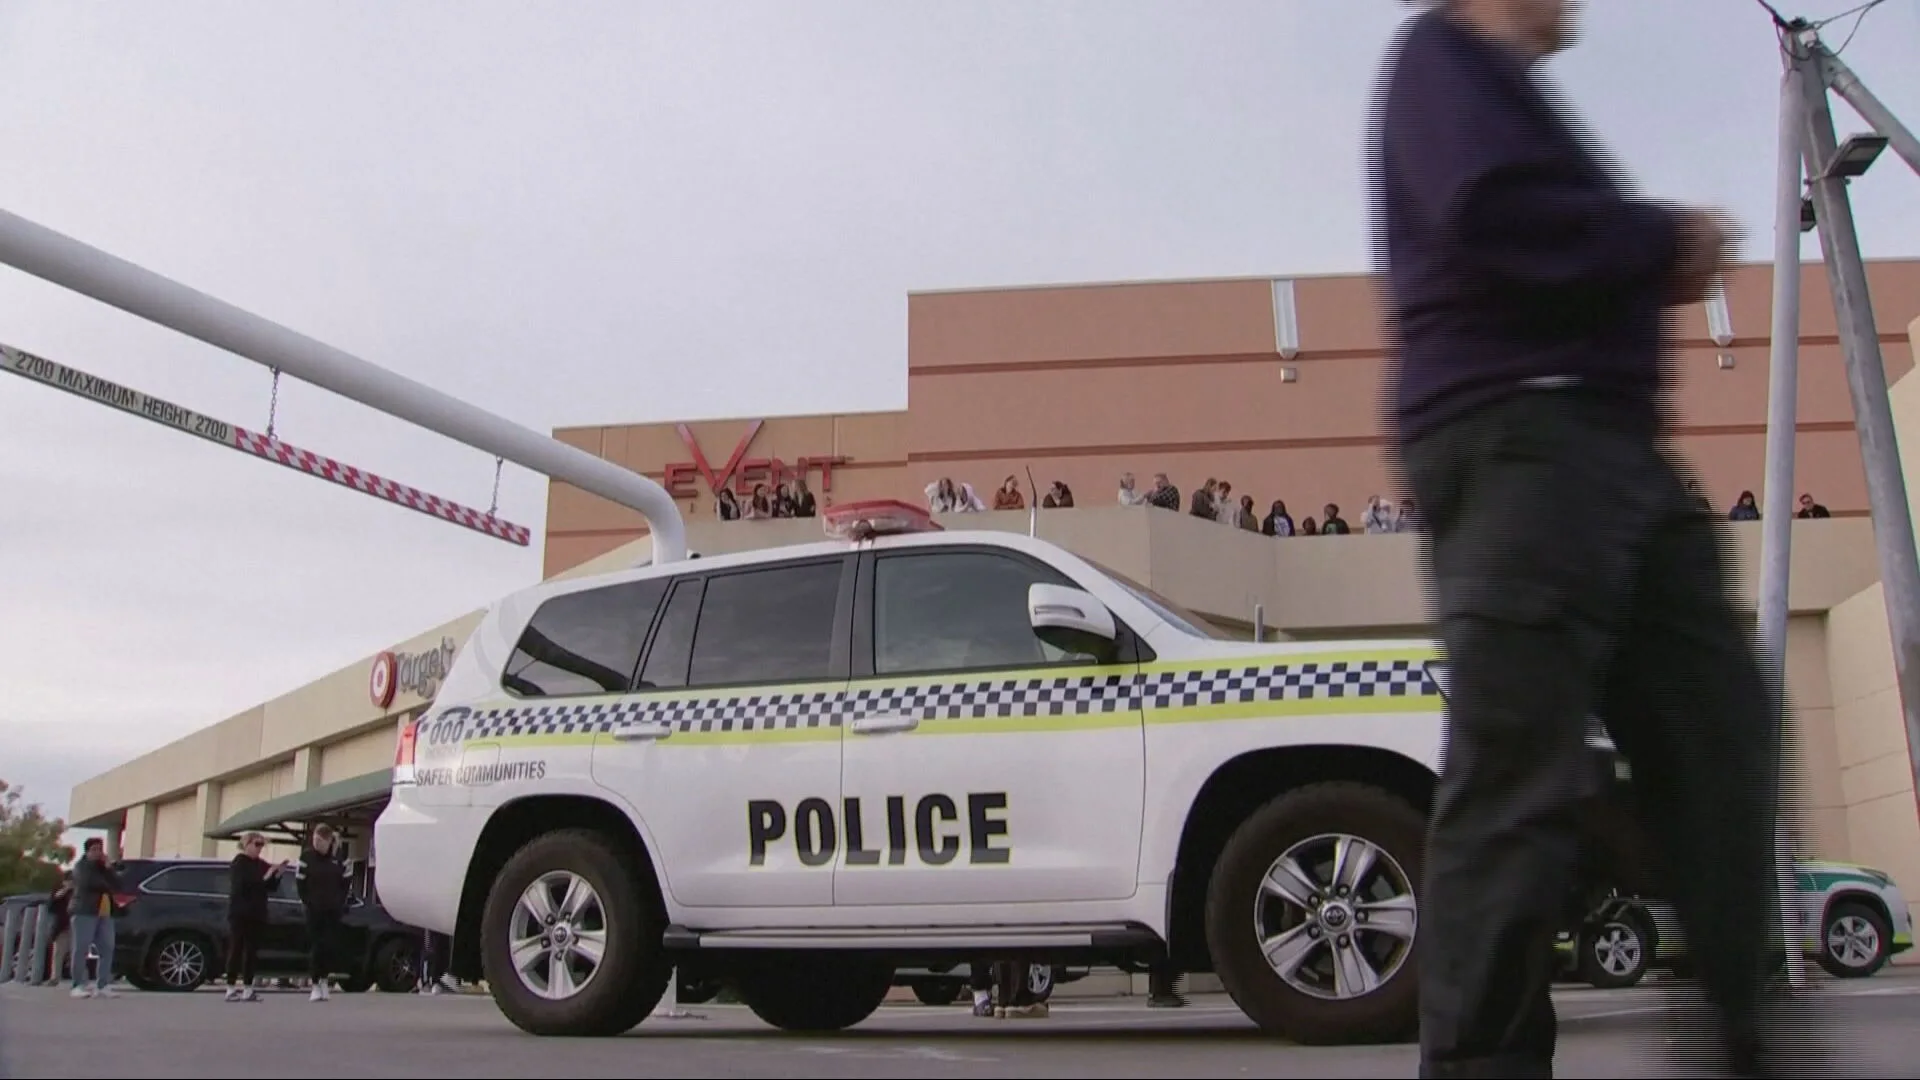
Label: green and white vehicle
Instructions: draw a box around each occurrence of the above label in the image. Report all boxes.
[1559,859,1913,988]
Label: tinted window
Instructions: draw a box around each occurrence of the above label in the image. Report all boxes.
[873,550,1094,674]
[143,866,228,896]
[637,580,702,690]
[503,578,670,698]
[688,561,844,687]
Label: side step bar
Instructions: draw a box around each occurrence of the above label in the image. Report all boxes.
[663,922,1159,953]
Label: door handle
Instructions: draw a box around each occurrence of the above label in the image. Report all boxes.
[610,721,674,742]
[849,714,919,736]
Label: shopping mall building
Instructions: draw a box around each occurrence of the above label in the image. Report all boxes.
[67,262,1920,921]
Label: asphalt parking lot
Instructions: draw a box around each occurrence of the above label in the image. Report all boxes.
[4,969,1919,1079]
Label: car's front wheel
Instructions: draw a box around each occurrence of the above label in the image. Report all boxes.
[145,933,212,993]
[481,828,670,1036]
[1817,900,1892,979]
[1205,781,1423,1045]
[1576,916,1651,989]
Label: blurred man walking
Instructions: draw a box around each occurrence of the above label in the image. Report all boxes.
[1369,1,1806,1076]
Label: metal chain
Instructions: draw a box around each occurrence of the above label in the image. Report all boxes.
[488,457,503,517]
[266,369,282,440]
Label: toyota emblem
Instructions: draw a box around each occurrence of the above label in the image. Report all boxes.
[369,651,398,709]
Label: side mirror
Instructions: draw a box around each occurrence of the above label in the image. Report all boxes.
[1028,583,1117,659]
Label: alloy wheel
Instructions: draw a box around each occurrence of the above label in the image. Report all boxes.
[508,870,610,1000]
[1826,913,1882,970]
[1252,832,1417,1001]
[156,939,205,989]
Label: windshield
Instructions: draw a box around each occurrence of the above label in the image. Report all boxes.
[1083,559,1234,641]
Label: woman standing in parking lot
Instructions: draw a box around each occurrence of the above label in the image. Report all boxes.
[224,833,289,1002]
[296,825,348,1003]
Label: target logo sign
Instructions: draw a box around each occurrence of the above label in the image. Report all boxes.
[370,651,399,710]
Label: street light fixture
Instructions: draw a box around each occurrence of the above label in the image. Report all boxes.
[1823,132,1889,179]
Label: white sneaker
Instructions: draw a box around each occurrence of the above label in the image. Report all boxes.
[309,986,324,1002]
[69,986,93,999]
[94,986,118,998]
[241,987,261,1002]
[223,987,240,1002]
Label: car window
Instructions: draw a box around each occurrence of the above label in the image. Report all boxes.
[271,874,302,902]
[142,866,228,896]
[873,550,1098,675]
[637,579,703,690]
[687,561,844,687]
[502,578,671,698]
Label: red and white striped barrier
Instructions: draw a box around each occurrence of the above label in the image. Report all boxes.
[2,343,531,546]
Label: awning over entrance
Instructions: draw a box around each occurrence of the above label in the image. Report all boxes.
[206,770,393,840]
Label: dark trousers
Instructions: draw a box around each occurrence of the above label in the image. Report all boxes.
[224,917,262,986]
[304,909,342,983]
[1403,391,1782,1078]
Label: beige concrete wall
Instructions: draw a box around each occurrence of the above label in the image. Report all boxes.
[320,724,406,786]
[1813,314,1920,932]
[70,612,483,827]
[149,796,198,860]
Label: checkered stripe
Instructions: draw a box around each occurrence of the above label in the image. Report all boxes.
[455,659,1438,739]
[461,691,846,737]
[852,673,1139,721]
[231,427,532,546]
[1141,660,1433,710]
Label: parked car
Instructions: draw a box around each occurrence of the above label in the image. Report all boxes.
[108,858,423,993]
[1556,859,1913,988]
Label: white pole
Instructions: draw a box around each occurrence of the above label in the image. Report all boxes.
[0,210,688,563]
[1761,53,1811,991]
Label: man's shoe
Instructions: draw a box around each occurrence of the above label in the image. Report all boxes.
[1148,993,1188,1009]
[68,986,92,999]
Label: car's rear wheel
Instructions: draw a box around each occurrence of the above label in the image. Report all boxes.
[1027,963,1058,1003]
[1205,782,1423,1045]
[912,978,964,1006]
[481,828,670,1036]
[737,954,894,1031]
[146,933,212,993]
[373,936,420,994]
[1817,901,1891,979]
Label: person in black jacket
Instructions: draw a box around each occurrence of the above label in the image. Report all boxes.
[67,839,122,999]
[224,833,289,1002]
[296,824,349,1002]
[1370,2,1819,1076]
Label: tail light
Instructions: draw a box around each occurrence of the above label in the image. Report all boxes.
[393,716,421,785]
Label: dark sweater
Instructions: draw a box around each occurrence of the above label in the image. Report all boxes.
[229,854,274,923]
[1370,8,1681,443]
[296,847,349,915]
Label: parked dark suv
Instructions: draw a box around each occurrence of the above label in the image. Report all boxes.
[111,858,421,993]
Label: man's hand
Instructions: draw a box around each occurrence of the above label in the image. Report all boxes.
[1669,207,1738,305]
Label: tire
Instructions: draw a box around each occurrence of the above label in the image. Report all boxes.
[1816,900,1892,979]
[337,975,373,993]
[737,954,894,1032]
[1027,964,1058,1003]
[1576,917,1651,989]
[145,933,212,993]
[912,979,964,1007]
[373,936,419,994]
[1204,782,1424,1045]
[124,973,161,993]
[676,972,723,1005]
[481,828,670,1036]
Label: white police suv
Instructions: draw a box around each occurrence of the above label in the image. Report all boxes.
[374,500,1454,1043]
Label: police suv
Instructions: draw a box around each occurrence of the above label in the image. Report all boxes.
[374,500,1458,1044]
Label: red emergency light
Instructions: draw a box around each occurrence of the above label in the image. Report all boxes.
[823,499,943,541]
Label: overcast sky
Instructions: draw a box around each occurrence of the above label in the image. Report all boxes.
[4,0,1920,827]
